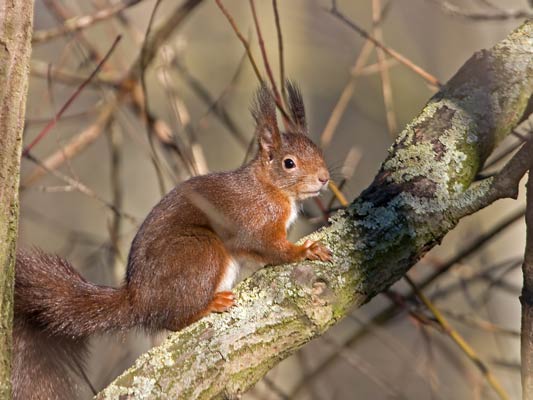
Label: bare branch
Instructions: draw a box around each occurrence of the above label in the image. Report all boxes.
[372,0,398,136]
[215,0,263,83]
[272,0,285,103]
[521,163,533,399]
[429,0,533,21]
[33,0,143,43]
[23,35,122,156]
[23,0,204,187]
[405,276,510,400]
[328,3,442,88]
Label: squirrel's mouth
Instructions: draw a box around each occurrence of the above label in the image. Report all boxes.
[299,190,322,199]
[298,183,328,199]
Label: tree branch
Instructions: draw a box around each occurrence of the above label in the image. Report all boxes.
[32,0,143,43]
[521,148,533,399]
[96,21,533,399]
[0,0,33,397]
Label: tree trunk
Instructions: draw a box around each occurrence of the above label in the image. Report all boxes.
[522,171,533,399]
[0,0,34,397]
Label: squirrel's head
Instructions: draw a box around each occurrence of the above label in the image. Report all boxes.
[251,82,329,201]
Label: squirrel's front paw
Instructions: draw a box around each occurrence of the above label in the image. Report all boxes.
[302,240,333,262]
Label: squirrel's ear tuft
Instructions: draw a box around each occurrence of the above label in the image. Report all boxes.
[251,84,281,156]
[286,80,307,135]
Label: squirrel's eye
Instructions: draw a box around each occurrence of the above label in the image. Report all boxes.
[284,158,296,169]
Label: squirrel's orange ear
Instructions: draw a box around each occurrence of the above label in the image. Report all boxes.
[286,80,307,135]
[251,84,281,157]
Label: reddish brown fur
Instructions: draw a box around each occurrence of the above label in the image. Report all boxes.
[13,83,331,399]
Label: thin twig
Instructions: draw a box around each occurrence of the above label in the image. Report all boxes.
[272,0,286,104]
[347,314,448,398]
[320,39,374,147]
[320,335,408,399]
[429,0,533,20]
[372,0,397,136]
[430,257,523,303]
[31,60,119,87]
[73,355,98,396]
[174,58,249,148]
[262,377,290,400]
[481,139,524,173]
[481,135,533,203]
[140,0,170,195]
[106,121,124,267]
[419,207,526,291]
[43,0,108,68]
[24,152,136,223]
[478,259,522,306]
[328,4,442,88]
[23,35,122,156]
[33,0,143,43]
[328,181,349,207]
[215,0,263,83]
[130,0,203,72]
[404,275,511,400]
[127,0,205,185]
[24,0,203,188]
[442,310,520,337]
[357,57,399,76]
[26,108,100,125]
[46,63,56,115]
[22,99,120,187]
[159,47,206,175]
[123,81,199,181]
[327,147,361,209]
[249,0,285,119]
[115,107,180,182]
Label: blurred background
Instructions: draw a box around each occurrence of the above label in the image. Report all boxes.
[20,0,533,398]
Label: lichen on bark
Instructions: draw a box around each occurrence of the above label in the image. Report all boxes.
[96,21,533,399]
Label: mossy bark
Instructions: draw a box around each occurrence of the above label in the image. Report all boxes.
[0,1,33,398]
[97,21,533,399]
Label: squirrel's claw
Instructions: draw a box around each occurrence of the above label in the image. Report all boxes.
[303,240,333,262]
[207,291,236,313]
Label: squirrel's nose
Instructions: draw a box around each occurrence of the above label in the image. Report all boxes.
[318,171,330,185]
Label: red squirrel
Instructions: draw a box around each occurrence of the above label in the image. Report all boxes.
[13,83,332,399]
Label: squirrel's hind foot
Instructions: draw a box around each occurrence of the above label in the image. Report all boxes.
[206,291,236,314]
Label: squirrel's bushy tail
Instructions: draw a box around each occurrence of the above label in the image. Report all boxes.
[12,318,89,400]
[13,249,133,400]
[15,249,133,338]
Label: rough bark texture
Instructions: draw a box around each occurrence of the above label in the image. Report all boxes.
[96,22,533,399]
[0,0,34,398]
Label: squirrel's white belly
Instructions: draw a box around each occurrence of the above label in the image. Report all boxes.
[216,258,240,292]
[285,201,298,230]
